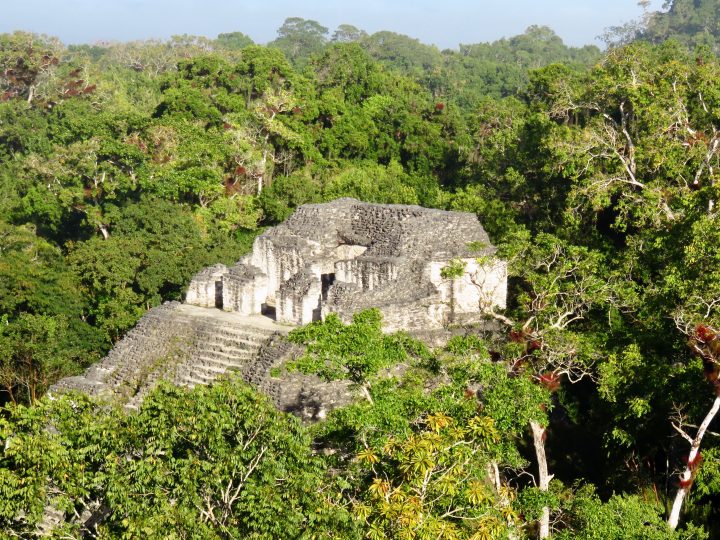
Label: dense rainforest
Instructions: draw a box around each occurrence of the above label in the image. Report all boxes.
[2,0,720,537]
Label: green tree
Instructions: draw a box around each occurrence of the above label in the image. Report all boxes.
[639,0,720,53]
[0,313,74,404]
[321,161,423,205]
[352,413,519,540]
[0,380,356,538]
[214,31,254,51]
[287,309,426,403]
[0,31,64,105]
[101,380,351,538]
[491,233,614,538]
[360,31,443,81]
[66,198,246,342]
[331,24,368,43]
[557,485,705,539]
[0,221,103,382]
[269,17,329,66]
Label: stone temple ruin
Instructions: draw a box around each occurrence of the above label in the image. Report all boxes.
[186,197,506,330]
[52,199,507,417]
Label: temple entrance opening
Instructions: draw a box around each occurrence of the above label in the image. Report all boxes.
[214,281,223,309]
[321,273,336,301]
[261,303,277,320]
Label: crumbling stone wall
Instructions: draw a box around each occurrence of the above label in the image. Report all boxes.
[184,264,227,308]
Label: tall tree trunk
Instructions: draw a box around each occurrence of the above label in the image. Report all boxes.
[256,112,275,195]
[29,381,37,405]
[531,420,552,539]
[668,395,720,529]
[488,460,519,538]
[257,147,269,195]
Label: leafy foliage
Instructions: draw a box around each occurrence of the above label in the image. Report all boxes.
[287,309,429,384]
[3,4,720,536]
[0,380,356,538]
[351,413,518,540]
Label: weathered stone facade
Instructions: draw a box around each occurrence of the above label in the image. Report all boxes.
[188,198,506,331]
[51,199,506,413]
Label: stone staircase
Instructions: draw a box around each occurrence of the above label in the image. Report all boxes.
[35,505,64,537]
[172,323,278,389]
[171,305,284,389]
[52,302,290,410]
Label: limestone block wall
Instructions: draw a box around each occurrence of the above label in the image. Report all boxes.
[335,257,399,291]
[347,204,407,256]
[277,271,322,325]
[320,281,360,321]
[185,264,228,308]
[377,300,449,333]
[333,244,367,261]
[428,257,507,316]
[320,277,439,332]
[249,236,279,304]
[466,258,508,311]
[323,257,507,332]
[222,265,269,315]
[250,236,311,305]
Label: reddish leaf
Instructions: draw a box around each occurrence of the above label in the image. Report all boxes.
[689,453,703,470]
[679,477,694,489]
[696,324,716,343]
[539,372,561,392]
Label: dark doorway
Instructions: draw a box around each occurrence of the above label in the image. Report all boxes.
[321,273,336,301]
[261,303,277,320]
[214,281,223,309]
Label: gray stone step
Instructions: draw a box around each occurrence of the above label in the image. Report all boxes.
[202,346,260,359]
[199,349,255,361]
[212,332,274,342]
[184,367,238,383]
[191,362,234,375]
[157,315,275,339]
[181,374,216,387]
[195,356,247,370]
[198,336,264,350]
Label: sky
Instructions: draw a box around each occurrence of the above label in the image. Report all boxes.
[1,0,666,49]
